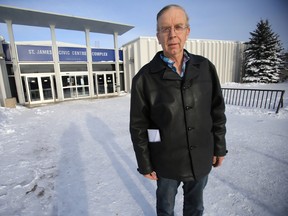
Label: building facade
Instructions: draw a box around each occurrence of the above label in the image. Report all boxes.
[0,5,134,107]
[0,41,125,106]
[1,37,247,107]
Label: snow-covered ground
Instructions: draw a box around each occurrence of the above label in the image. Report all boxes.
[0,82,288,216]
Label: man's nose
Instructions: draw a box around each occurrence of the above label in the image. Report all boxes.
[168,27,177,36]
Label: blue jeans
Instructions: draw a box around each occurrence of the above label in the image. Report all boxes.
[156,175,208,216]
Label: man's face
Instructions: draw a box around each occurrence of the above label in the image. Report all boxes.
[156,7,190,59]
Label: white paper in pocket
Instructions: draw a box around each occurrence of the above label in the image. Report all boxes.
[147,129,161,142]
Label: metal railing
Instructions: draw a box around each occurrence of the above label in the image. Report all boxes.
[221,88,285,113]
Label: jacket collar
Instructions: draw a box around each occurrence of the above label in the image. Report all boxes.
[149,50,202,82]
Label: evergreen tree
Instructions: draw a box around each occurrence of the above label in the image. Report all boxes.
[243,19,283,83]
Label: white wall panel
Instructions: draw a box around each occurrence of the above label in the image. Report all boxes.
[122,37,245,91]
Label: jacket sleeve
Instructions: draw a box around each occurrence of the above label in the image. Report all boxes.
[129,73,153,175]
[210,62,227,157]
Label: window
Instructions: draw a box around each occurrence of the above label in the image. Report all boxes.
[60,64,87,72]
[20,64,54,73]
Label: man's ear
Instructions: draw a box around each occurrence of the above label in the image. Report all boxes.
[156,33,161,44]
[186,27,190,40]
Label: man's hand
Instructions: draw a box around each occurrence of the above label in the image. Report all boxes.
[144,171,158,180]
[213,156,225,167]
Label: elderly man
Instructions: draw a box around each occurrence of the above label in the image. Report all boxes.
[130,4,227,216]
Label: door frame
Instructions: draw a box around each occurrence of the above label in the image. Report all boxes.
[94,72,116,96]
[22,74,55,104]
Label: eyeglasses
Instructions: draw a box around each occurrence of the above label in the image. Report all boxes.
[158,24,189,34]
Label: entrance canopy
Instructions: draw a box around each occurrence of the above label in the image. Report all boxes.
[0,5,134,35]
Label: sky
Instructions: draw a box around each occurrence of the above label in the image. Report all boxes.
[0,82,288,215]
[0,0,287,50]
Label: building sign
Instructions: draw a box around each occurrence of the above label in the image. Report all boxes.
[58,47,87,61]
[13,45,123,62]
[92,48,117,62]
[17,45,53,61]
[98,49,123,61]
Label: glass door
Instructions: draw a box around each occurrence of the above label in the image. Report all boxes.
[27,77,40,101]
[106,74,114,93]
[62,74,89,99]
[41,77,53,100]
[94,73,115,96]
[24,75,54,103]
[96,74,105,95]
